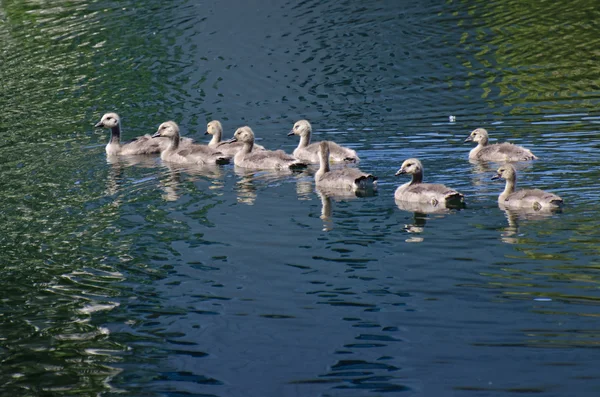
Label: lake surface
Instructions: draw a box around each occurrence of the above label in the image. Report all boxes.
[1,0,600,396]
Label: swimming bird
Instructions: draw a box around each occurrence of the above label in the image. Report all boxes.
[492,164,563,210]
[152,121,230,165]
[288,120,359,163]
[222,126,308,171]
[95,112,192,156]
[315,141,376,191]
[205,120,265,156]
[465,128,537,162]
[394,158,464,207]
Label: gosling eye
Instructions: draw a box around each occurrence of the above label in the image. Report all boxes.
[294,125,299,130]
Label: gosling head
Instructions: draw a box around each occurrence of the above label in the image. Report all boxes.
[288,119,312,137]
[491,163,516,181]
[95,112,121,129]
[205,120,223,136]
[222,126,255,145]
[395,158,423,177]
[152,121,180,139]
[464,128,489,144]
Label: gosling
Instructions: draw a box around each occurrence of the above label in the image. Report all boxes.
[492,164,563,210]
[222,126,307,171]
[152,121,229,165]
[315,141,376,191]
[394,158,464,207]
[288,120,359,163]
[95,112,192,155]
[465,128,537,162]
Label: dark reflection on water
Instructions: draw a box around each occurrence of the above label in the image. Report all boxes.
[2,0,600,396]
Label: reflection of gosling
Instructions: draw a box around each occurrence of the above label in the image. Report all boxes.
[222,126,307,171]
[288,120,359,163]
[205,120,265,156]
[317,190,334,232]
[152,121,230,165]
[95,112,193,156]
[492,164,563,211]
[394,158,464,208]
[465,128,537,162]
[315,142,376,191]
[235,175,257,206]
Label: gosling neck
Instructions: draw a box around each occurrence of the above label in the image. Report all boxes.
[477,135,489,147]
[241,140,254,154]
[167,132,180,152]
[297,131,311,149]
[109,124,121,145]
[318,149,330,174]
[409,171,423,185]
[209,129,222,146]
[503,174,516,196]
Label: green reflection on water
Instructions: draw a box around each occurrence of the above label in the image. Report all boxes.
[450,0,600,117]
[2,0,600,395]
[0,0,195,394]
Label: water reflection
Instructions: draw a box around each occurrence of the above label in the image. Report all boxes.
[155,161,225,201]
[159,164,183,202]
[105,159,124,199]
[468,159,535,173]
[233,167,310,205]
[395,199,464,243]
[469,159,536,189]
[295,178,314,200]
[317,189,333,232]
[315,187,377,232]
[499,206,563,244]
[235,171,258,205]
[3,0,600,395]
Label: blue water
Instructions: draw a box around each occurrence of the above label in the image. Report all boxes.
[1,0,600,396]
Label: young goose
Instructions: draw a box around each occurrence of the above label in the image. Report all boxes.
[205,120,265,156]
[152,121,230,165]
[394,158,464,207]
[315,141,376,191]
[288,120,360,163]
[465,128,537,162]
[492,164,563,210]
[94,112,192,156]
[222,126,308,171]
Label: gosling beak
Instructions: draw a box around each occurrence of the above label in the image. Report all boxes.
[204,131,209,135]
[152,131,162,138]
[94,121,104,128]
[287,130,295,136]
[219,137,237,145]
[395,168,406,176]
[464,135,473,142]
[491,173,501,180]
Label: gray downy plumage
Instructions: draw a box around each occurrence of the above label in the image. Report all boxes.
[465,128,537,162]
[492,163,563,211]
[315,141,376,192]
[206,120,265,156]
[152,121,230,165]
[222,126,308,171]
[288,119,360,163]
[394,158,464,207]
[95,112,193,156]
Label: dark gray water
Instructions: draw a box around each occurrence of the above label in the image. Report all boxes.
[2,0,600,396]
